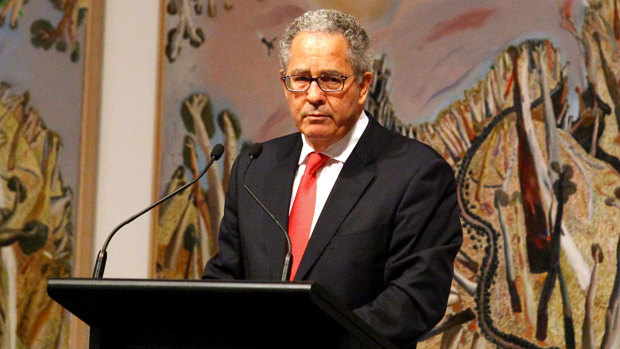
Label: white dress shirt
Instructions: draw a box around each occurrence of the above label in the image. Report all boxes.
[289,111,369,237]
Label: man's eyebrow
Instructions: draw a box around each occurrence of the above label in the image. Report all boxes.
[288,69,347,76]
[320,69,346,76]
[289,68,310,75]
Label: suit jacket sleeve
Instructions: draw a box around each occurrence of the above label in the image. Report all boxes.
[352,156,462,348]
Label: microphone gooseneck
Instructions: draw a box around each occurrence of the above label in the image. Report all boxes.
[241,143,293,282]
[92,143,225,278]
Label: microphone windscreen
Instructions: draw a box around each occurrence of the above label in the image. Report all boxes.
[211,144,225,160]
[248,143,263,159]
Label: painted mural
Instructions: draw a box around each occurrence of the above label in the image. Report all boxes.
[157,0,620,348]
[0,0,90,348]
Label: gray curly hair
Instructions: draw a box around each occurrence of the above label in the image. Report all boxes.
[279,9,373,78]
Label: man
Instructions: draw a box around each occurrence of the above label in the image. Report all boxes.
[203,9,462,348]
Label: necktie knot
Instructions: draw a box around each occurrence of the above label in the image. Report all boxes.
[304,152,330,176]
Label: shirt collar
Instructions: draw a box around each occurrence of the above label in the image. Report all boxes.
[298,110,369,165]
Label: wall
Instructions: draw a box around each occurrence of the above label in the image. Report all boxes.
[94,0,160,278]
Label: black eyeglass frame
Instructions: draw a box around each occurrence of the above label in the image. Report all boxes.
[280,73,355,92]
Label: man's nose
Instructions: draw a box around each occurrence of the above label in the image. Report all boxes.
[306,80,326,105]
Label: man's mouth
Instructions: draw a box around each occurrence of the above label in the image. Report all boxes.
[303,113,330,118]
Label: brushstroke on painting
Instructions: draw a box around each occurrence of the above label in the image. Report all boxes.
[157,1,620,348]
[0,0,89,348]
[0,83,74,348]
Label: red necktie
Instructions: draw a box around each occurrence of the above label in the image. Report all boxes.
[288,152,330,280]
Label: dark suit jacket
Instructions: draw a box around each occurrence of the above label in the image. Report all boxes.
[203,116,463,348]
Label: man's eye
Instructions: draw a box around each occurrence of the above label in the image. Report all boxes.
[292,76,311,82]
[320,75,342,83]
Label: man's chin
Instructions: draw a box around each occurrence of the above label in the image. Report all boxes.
[301,127,346,149]
[300,126,335,139]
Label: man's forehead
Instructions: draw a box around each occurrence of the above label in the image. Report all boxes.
[286,32,352,73]
[290,31,349,50]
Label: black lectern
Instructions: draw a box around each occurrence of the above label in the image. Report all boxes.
[47,278,396,349]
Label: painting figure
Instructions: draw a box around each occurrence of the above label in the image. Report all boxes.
[157,1,620,348]
[0,0,91,347]
[0,84,74,348]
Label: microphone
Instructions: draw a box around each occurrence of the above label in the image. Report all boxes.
[241,143,292,282]
[92,144,225,278]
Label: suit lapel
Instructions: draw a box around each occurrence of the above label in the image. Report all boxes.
[294,118,381,280]
[261,135,301,278]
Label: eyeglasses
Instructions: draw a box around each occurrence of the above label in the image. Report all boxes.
[281,74,354,92]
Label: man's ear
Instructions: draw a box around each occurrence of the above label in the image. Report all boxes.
[358,71,373,105]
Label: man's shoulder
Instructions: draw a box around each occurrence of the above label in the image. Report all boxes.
[262,132,301,148]
[237,132,301,166]
[367,118,445,163]
[258,132,301,157]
